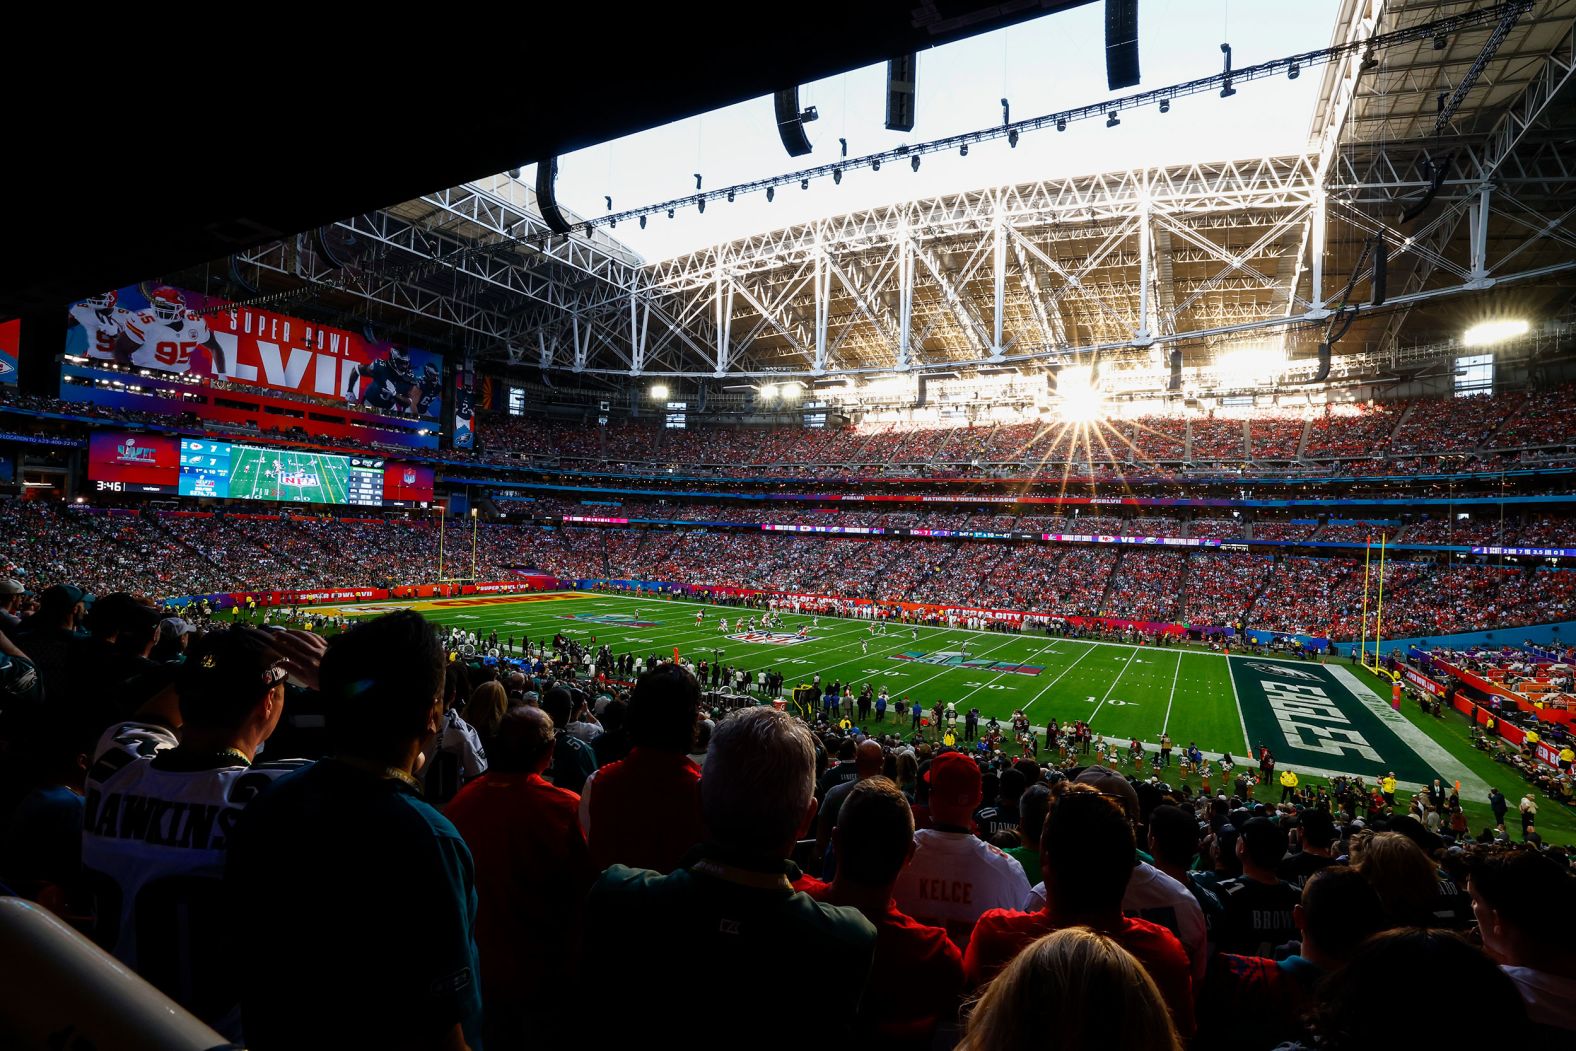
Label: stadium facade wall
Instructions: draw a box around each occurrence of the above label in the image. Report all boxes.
[1371,619,1576,657]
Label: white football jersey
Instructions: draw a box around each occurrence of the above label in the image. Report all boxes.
[69,303,124,360]
[891,828,1032,944]
[81,720,310,969]
[121,309,212,372]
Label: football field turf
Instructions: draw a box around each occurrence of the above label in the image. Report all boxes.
[311,590,1479,792]
[229,447,349,503]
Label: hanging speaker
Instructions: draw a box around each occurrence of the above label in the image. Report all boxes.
[536,157,572,235]
[774,88,814,157]
[915,374,927,408]
[885,54,918,132]
[1105,0,1141,89]
[1313,343,1331,383]
[1370,235,1388,306]
[1168,348,1183,391]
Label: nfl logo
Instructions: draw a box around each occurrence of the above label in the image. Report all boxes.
[403,469,416,485]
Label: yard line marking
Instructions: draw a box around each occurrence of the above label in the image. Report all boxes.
[1225,654,1253,753]
[1161,649,1184,733]
[1088,647,1140,725]
[1021,643,1099,712]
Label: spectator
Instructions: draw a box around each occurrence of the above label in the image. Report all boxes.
[446,705,596,1050]
[461,680,507,755]
[226,610,483,1051]
[592,696,631,766]
[1467,845,1576,1030]
[815,738,885,876]
[1198,866,1388,1047]
[1025,769,1207,983]
[891,752,1031,948]
[957,928,1182,1051]
[965,784,1195,1037]
[1213,816,1302,956]
[13,583,89,700]
[974,767,1026,840]
[585,707,877,1046]
[1005,783,1050,886]
[1305,928,1529,1049]
[810,776,965,1047]
[541,686,597,795]
[0,577,24,637]
[0,705,95,910]
[1349,829,1441,927]
[1146,803,1224,942]
[582,663,706,874]
[81,624,319,1032]
[1279,806,1340,882]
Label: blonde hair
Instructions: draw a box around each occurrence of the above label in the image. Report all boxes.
[958,928,1182,1051]
[1351,831,1438,925]
[463,681,508,742]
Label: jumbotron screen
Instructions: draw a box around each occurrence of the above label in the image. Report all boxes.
[87,432,181,495]
[89,431,432,507]
[178,440,381,505]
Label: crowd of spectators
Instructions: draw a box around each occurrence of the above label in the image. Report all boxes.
[6,500,1576,636]
[1189,418,1245,462]
[3,594,1572,1047]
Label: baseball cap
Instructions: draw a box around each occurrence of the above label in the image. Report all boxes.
[40,583,94,610]
[1074,767,1142,822]
[925,751,983,807]
[159,617,196,640]
[0,578,26,596]
[177,626,288,727]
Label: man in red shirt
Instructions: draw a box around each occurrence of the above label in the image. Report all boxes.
[447,705,595,1050]
[809,776,965,1047]
[582,664,707,873]
[963,784,1195,1037]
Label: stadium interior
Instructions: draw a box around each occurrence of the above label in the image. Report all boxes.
[4,0,1576,1048]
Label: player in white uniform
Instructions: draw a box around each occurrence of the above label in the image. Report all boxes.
[695,610,704,626]
[68,290,126,361]
[718,617,729,633]
[117,286,227,374]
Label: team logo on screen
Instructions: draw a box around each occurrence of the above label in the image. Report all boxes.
[558,613,660,628]
[726,631,811,646]
[114,437,159,464]
[889,650,1043,676]
[1242,661,1323,681]
[403,468,417,485]
[0,358,14,379]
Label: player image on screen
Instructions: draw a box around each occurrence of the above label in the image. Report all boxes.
[115,286,228,375]
[68,290,126,361]
[413,361,443,416]
[345,345,417,413]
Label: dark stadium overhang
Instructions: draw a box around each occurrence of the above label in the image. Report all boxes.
[0,1,1097,317]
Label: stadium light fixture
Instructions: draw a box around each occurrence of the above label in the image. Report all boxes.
[1056,365,1104,423]
[781,383,802,404]
[1463,319,1529,346]
[960,143,968,157]
[759,383,777,401]
[1159,98,1171,113]
[1215,346,1285,386]
[650,384,670,401]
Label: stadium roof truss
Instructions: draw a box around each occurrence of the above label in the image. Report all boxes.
[210,0,1576,384]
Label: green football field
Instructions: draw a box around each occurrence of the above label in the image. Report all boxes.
[309,590,1481,794]
[229,446,349,503]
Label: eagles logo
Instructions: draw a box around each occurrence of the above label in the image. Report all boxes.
[1242,661,1322,681]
